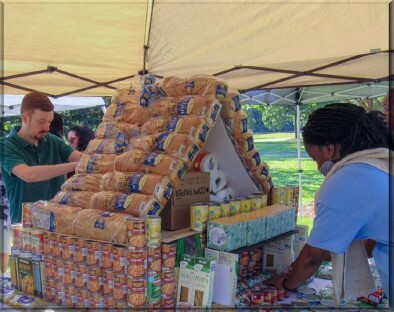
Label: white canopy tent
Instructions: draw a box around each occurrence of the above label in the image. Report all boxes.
[1,0,392,211]
[2,95,105,117]
[1,0,392,99]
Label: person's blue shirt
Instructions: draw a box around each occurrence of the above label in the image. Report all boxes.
[307,163,391,300]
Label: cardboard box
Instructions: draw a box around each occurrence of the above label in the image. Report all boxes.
[32,260,45,298]
[176,255,215,307]
[17,257,35,295]
[9,255,18,289]
[161,172,210,230]
[294,224,309,258]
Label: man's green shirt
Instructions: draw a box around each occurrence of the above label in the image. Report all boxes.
[0,126,74,223]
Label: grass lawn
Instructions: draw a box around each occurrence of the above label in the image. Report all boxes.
[254,132,323,230]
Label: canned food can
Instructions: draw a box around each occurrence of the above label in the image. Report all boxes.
[113,246,127,273]
[261,194,268,207]
[146,216,161,247]
[147,250,162,274]
[239,197,251,213]
[86,241,101,266]
[271,187,281,205]
[51,234,62,257]
[251,291,263,305]
[126,217,147,250]
[104,295,115,308]
[30,229,44,254]
[161,242,176,254]
[127,250,147,278]
[22,202,33,228]
[22,228,31,252]
[90,291,105,307]
[286,186,295,206]
[61,236,74,260]
[127,281,147,307]
[229,199,241,216]
[11,224,23,249]
[113,279,127,300]
[73,238,87,263]
[162,251,176,272]
[220,201,231,217]
[248,196,258,211]
[147,272,161,303]
[190,203,208,232]
[208,203,221,220]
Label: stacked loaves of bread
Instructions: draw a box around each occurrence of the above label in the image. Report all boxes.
[31,74,226,244]
[219,89,273,193]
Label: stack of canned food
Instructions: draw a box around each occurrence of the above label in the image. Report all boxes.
[235,274,288,307]
[190,193,269,232]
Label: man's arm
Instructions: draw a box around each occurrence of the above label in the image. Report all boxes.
[268,243,327,290]
[68,150,83,163]
[12,162,78,183]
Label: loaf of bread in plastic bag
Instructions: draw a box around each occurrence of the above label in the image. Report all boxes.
[31,200,81,235]
[72,209,129,244]
[61,173,102,192]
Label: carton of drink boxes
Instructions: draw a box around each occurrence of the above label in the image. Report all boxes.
[176,255,215,307]
[9,256,45,298]
[207,205,295,251]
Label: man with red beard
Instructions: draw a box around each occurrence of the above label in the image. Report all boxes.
[0,92,82,225]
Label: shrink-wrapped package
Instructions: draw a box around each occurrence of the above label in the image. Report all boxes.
[76,154,116,174]
[85,137,128,155]
[100,171,172,204]
[72,209,129,244]
[31,200,81,235]
[51,190,94,209]
[90,191,161,217]
[95,122,140,139]
[160,75,228,100]
[103,102,150,125]
[61,173,102,192]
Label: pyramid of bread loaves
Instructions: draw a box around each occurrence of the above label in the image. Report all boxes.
[30,74,272,244]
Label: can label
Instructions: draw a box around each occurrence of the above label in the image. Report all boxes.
[147,273,161,303]
[190,204,208,232]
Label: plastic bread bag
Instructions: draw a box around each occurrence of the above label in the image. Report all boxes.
[61,173,103,192]
[114,149,146,172]
[51,190,94,209]
[126,135,156,152]
[85,135,128,155]
[160,74,228,100]
[31,200,81,235]
[140,152,188,186]
[95,121,141,139]
[153,132,200,165]
[72,209,130,244]
[76,153,116,174]
[220,89,242,119]
[100,171,172,204]
[103,102,151,125]
[90,191,161,217]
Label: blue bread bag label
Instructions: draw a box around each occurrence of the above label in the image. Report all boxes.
[114,193,128,211]
[129,173,145,193]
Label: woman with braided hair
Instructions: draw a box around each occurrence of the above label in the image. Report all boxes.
[269,103,393,306]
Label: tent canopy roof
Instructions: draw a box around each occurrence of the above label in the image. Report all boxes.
[2,0,392,100]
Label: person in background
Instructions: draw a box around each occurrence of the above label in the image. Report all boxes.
[381,88,394,134]
[0,170,11,274]
[49,112,64,138]
[0,91,82,225]
[67,125,95,152]
[269,103,393,306]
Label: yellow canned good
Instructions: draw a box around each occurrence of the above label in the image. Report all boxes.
[229,199,241,216]
[271,187,282,205]
[208,203,221,220]
[240,198,251,213]
[220,201,231,217]
[248,196,259,211]
[146,216,161,247]
[190,204,208,232]
[261,194,268,207]
[286,186,295,206]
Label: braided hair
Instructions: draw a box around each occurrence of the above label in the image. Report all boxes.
[302,103,393,158]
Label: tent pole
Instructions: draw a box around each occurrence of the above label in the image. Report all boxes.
[295,90,303,221]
